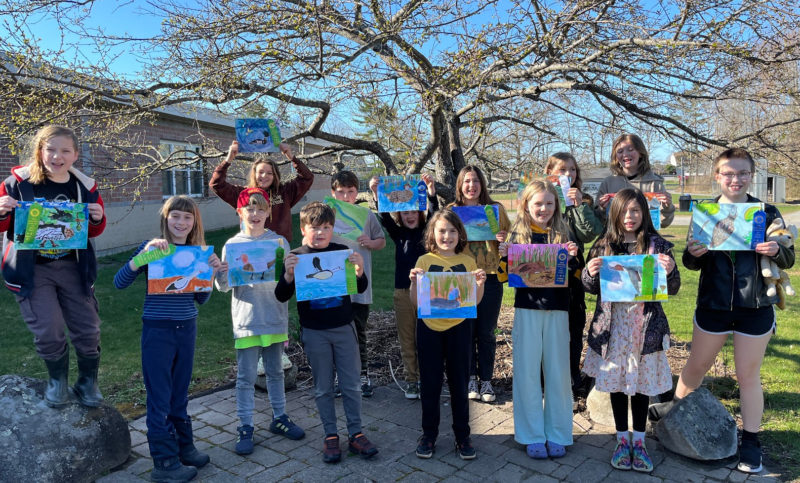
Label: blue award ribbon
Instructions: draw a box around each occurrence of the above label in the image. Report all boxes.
[417,180,427,211]
[554,246,569,286]
[750,210,767,248]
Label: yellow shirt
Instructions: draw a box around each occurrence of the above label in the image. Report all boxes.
[415,252,478,331]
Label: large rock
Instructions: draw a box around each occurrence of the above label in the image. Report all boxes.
[586,386,632,428]
[0,374,131,483]
[655,387,737,460]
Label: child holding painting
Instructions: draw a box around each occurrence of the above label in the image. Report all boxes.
[330,170,385,397]
[544,152,604,399]
[447,165,510,403]
[582,188,680,473]
[0,125,106,409]
[214,188,305,456]
[113,195,223,483]
[209,139,313,241]
[409,209,487,460]
[649,148,794,474]
[369,172,439,399]
[596,133,674,229]
[498,180,578,460]
[274,201,378,464]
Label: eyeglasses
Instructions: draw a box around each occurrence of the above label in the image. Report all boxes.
[718,171,751,180]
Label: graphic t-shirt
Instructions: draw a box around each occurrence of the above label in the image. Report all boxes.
[415,252,477,331]
[31,173,81,262]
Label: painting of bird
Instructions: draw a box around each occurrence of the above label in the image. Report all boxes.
[710,205,737,248]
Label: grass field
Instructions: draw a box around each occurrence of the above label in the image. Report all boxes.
[1,212,798,478]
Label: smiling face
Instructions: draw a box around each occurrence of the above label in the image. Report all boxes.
[40,135,79,183]
[716,157,752,202]
[167,210,195,244]
[254,162,275,189]
[301,222,333,249]
[400,210,420,229]
[332,185,359,204]
[549,159,577,186]
[620,199,643,238]
[239,205,267,234]
[433,218,459,256]
[615,140,640,176]
[460,171,482,204]
[527,190,556,229]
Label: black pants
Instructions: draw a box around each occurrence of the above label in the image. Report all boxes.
[471,275,502,381]
[568,281,588,386]
[417,318,473,442]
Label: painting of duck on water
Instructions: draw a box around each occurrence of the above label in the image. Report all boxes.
[147,246,215,294]
[225,239,283,287]
[451,205,501,241]
[294,250,357,301]
[599,254,668,302]
[691,202,763,251]
[416,272,477,319]
[377,175,425,213]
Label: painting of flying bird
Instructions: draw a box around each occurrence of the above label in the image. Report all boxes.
[294,249,355,301]
[13,200,89,250]
[225,239,283,287]
[691,202,763,251]
[377,175,424,212]
[147,246,215,294]
[599,254,668,302]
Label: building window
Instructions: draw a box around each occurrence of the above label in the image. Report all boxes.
[160,141,204,198]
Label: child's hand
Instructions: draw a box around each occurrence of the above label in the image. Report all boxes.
[498,242,509,257]
[421,173,436,196]
[567,187,583,206]
[755,240,779,257]
[144,239,170,252]
[369,176,379,195]
[279,142,294,160]
[686,238,708,257]
[474,269,487,287]
[495,230,507,243]
[409,267,424,284]
[654,192,672,208]
[598,193,614,209]
[657,253,675,273]
[356,234,371,248]
[87,203,104,222]
[0,195,19,216]
[216,260,229,276]
[208,254,222,273]
[565,241,578,256]
[283,253,298,281]
[349,251,365,276]
[224,140,238,164]
[586,257,603,277]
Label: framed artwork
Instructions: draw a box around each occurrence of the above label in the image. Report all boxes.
[546,175,573,212]
[376,175,427,213]
[416,272,478,319]
[507,244,569,288]
[13,199,89,250]
[451,205,501,241]
[226,239,284,287]
[643,192,661,230]
[235,118,282,153]
[691,202,765,251]
[148,246,215,294]
[324,196,370,242]
[599,254,668,302]
[294,249,357,302]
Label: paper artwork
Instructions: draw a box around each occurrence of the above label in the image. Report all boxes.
[13,199,89,250]
[643,192,661,230]
[599,254,668,302]
[235,119,282,153]
[324,196,370,242]
[226,240,284,287]
[416,272,478,319]
[148,246,215,294]
[507,244,569,288]
[376,175,426,213]
[546,175,574,212]
[691,202,765,251]
[451,205,501,241]
[294,249,357,302]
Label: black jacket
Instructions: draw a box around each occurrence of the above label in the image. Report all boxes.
[683,195,794,310]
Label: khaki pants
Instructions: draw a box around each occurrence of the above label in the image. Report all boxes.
[394,288,419,383]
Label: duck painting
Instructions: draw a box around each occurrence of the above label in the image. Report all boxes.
[305,256,343,280]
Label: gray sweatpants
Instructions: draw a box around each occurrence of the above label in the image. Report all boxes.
[301,322,362,436]
[15,260,101,360]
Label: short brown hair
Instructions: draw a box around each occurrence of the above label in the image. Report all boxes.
[299,201,335,227]
[545,152,583,190]
[331,170,359,190]
[714,147,755,173]
[28,125,80,184]
[423,209,467,254]
[609,133,650,177]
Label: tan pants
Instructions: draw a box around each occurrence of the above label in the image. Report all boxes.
[393,289,419,383]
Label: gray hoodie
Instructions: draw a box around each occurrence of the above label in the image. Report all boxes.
[215,231,289,339]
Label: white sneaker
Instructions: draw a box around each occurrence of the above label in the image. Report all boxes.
[281,352,292,370]
[467,376,480,400]
[479,380,496,402]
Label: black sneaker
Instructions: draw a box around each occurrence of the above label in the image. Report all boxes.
[455,438,476,460]
[737,438,763,473]
[415,435,435,459]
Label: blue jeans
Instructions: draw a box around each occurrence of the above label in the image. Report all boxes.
[236,342,286,426]
[141,320,196,444]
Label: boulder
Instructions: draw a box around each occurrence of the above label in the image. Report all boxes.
[586,386,632,428]
[655,387,737,460]
[0,374,131,483]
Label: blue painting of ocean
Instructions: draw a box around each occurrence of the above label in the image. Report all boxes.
[295,250,351,302]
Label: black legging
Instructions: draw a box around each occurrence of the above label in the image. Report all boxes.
[610,392,649,432]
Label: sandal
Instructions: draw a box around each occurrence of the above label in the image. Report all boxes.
[546,441,566,458]
[526,443,548,459]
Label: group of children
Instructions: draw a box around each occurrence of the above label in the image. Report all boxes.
[0,127,793,481]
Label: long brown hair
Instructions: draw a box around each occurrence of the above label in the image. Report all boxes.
[247,157,281,198]
[28,125,80,184]
[454,165,497,206]
[609,133,650,177]
[593,188,656,256]
[160,195,206,245]
[423,209,467,254]
[508,179,570,244]
[545,152,583,190]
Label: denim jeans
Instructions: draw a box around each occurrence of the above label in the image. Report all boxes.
[236,342,286,427]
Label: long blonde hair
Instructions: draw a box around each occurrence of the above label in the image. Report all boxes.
[508,179,570,244]
[28,125,80,184]
[160,195,206,245]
